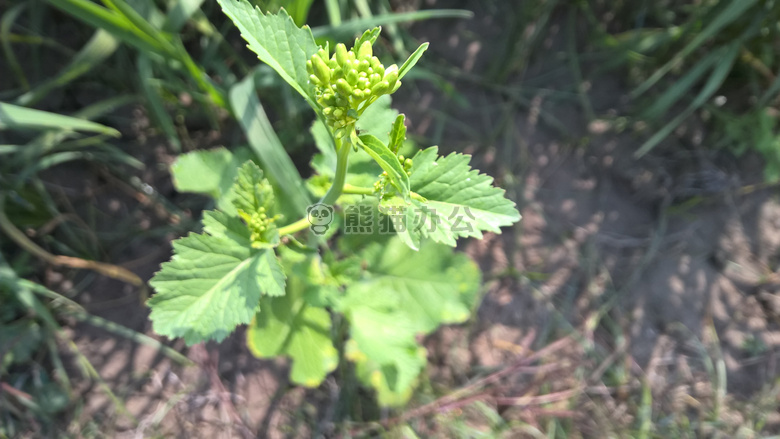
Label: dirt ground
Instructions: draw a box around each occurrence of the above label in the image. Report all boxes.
[47,1,780,437]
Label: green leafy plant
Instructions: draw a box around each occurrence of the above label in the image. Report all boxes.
[147,0,520,407]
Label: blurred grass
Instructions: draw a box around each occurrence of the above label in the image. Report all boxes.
[584,0,780,174]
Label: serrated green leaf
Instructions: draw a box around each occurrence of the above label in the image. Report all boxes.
[387,146,520,250]
[225,160,275,215]
[338,237,480,406]
[148,210,286,345]
[170,147,252,205]
[247,254,338,387]
[217,0,319,107]
[358,134,410,201]
[398,42,428,81]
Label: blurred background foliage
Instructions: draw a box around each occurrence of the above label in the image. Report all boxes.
[2,0,780,437]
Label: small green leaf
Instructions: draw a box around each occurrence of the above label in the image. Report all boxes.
[398,42,428,81]
[358,134,410,201]
[247,255,338,387]
[354,27,381,48]
[388,146,520,250]
[217,0,319,107]
[148,210,286,345]
[388,114,406,154]
[225,161,275,215]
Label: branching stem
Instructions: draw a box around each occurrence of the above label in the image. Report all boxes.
[277,136,351,236]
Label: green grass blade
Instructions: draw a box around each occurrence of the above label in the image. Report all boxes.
[230,73,311,216]
[16,29,119,107]
[45,0,165,55]
[311,9,473,40]
[286,0,315,26]
[324,0,341,25]
[100,0,176,53]
[137,54,181,151]
[13,95,134,165]
[0,102,120,136]
[640,49,720,121]
[1,3,31,90]
[634,42,741,158]
[630,0,760,98]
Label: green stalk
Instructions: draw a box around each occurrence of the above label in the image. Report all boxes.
[277,137,351,236]
[343,183,427,202]
[320,137,350,206]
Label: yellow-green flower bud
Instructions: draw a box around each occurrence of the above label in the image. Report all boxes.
[358,41,372,60]
[309,74,321,85]
[359,59,371,72]
[370,80,390,95]
[335,43,349,67]
[383,64,398,88]
[317,48,329,61]
[369,73,381,85]
[311,55,331,84]
[347,69,359,85]
[353,89,364,98]
[335,78,353,96]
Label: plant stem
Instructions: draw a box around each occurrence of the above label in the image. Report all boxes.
[343,183,428,202]
[277,137,351,236]
[277,217,311,236]
[320,137,350,206]
[342,184,374,196]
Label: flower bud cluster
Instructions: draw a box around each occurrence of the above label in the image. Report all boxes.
[373,155,413,197]
[240,207,278,248]
[307,40,401,136]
